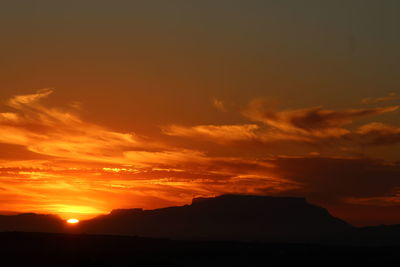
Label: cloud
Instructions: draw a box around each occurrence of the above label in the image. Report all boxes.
[1,91,400,225]
[163,100,400,149]
[7,88,53,108]
[0,90,297,216]
[263,156,400,225]
[270,156,400,200]
[361,93,400,104]
[212,97,227,112]
[0,89,169,165]
[163,124,260,142]
[0,156,294,218]
[243,99,399,136]
[350,122,400,146]
[243,102,400,147]
[2,152,400,224]
[163,123,313,146]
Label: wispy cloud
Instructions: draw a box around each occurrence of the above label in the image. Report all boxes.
[164,99,400,149]
[163,124,260,142]
[361,93,400,104]
[0,90,292,216]
[1,91,400,225]
[212,97,227,112]
[243,99,399,136]
[0,89,164,165]
[351,122,400,146]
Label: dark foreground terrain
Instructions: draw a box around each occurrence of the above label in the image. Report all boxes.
[0,195,352,242]
[2,195,400,266]
[1,232,400,267]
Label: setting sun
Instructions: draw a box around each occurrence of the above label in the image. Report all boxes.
[67,218,79,224]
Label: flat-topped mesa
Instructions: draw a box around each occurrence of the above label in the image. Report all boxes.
[0,195,353,242]
[80,194,352,242]
[109,208,143,216]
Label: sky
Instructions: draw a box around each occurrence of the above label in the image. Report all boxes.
[0,0,399,226]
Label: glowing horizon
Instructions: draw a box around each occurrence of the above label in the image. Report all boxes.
[0,90,399,226]
[1,2,400,227]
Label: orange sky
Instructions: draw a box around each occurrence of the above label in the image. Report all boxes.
[0,1,400,226]
[0,89,399,225]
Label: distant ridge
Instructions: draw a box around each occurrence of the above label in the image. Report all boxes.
[4,194,400,245]
[0,213,64,233]
[77,194,352,242]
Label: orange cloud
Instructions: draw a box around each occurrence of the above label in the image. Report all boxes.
[0,159,293,219]
[0,91,297,217]
[361,93,400,104]
[0,89,166,165]
[351,122,400,146]
[164,124,260,142]
[212,97,227,112]
[164,101,400,150]
[243,99,398,136]
[1,91,400,226]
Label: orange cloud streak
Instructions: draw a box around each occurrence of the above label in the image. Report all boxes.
[1,91,400,226]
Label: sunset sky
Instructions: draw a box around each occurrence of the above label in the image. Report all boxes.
[0,1,400,226]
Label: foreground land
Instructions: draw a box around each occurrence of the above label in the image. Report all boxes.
[1,232,399,267]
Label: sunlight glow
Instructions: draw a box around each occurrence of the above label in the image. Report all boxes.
[66,218,79,224]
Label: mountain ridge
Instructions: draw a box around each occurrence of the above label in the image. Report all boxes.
[2,194,399,245]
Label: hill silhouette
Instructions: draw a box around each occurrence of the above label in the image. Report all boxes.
[2,194,400,246]
[77,194,351,242]
[0,213,65,233]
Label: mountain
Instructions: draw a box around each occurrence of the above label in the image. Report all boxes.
[0,213,64,233]
[76,194,352,242]
[10,194,400,245]
[0,195,400,252]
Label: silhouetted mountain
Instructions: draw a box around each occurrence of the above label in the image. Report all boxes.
[0,213,64,233]
[3,195,400,246]
[77,194,352,242]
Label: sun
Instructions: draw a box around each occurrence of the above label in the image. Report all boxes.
[66,218,80,224]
